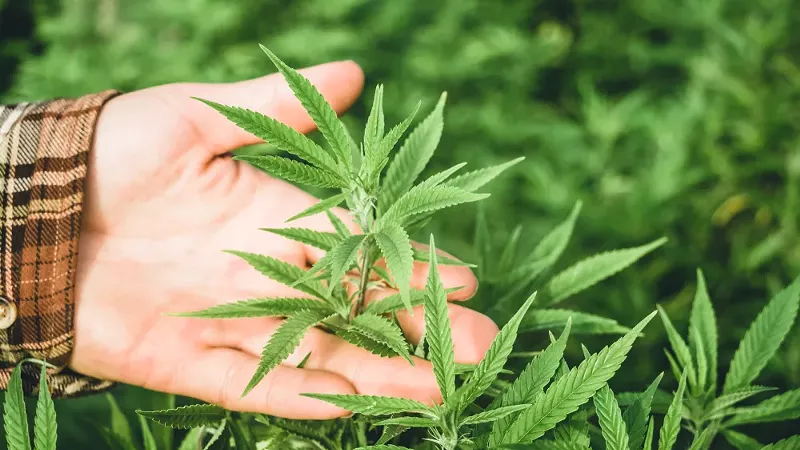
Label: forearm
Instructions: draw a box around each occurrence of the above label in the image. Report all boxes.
[0,91,119,396]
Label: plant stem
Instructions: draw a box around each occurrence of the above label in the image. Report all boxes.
[354,241,373,317]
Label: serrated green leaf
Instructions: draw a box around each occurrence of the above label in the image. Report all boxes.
[351,313,412,362]
[33,365,56,450]
[374,223,414,312]
[136,405,227,429]
[234,155,348,188]
[658,370,687,450]
[726,388,800,426]
[552,410,590,446]
[424,235,456,406]
[373,417,438,427]
[622,373,663,450]
[324,234,366,295]
[262,227,341,251]
[364,102,421,182]
[723,275,800,393]
[168,297,331,319]
[461,405,530,426]
[176,428,203,450]
[542,238,666,306]
[521,309,629,335]
[687,428,714,450]
[508,201,582,285]
[300,394,432,416]
[412,246,475,267]
[656,305,698,392]
[225,251,328,300]
[380,93,447,212]
[688,269,717,394]
[497,311,656,444]
[457,292,537,412]
[260,45,352,170]
[489,319,572,443]
[376,425,409,445]
[138,415,157,450]
[762,436,800,450]
[326,210,352,238]
[722,430,763,450]
[704,385,776,420]
[364,289,427,315]
[201,420,226,450]
[594,384,629,450]
[445,157,524,192]
[244,309,333,395]
[643,418,655,450]
[287,193,346,223]
[193,98,340,175]
[364,85,385,155]
[267,418,339,449]
[379,184,488,228]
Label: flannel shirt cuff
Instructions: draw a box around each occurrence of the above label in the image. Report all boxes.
[0,90,120,397]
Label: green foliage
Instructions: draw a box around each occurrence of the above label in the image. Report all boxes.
[136,405,227,429]
[593,384,628,450]
[3,363,57,450]
[423,236,456,406]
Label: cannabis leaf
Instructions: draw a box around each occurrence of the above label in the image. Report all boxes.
[496,311,656,444]
[379,93,447,212]
[260,45,352,170]
[723,275,800,393]
[374,417,438,428]
[349,312,412,362]
[226,251,328,300]
[262,227,341,251]
[688,269,717,393]
[169,297,330,319]
[4,364,30,450]
[489,319,572,443]
[445,157,524,192]
[456,292,537,412]
[33,365,57,450]
[622,373,663,450]
[658,370,687,450]
[364,85,385,156]
[657,304,698,390]
[460,405,530,426]
[301,394,433,416]
[363,103,420,183]
[235,155,349,188]
[593,384,628,450]
[287,193,346,222]
[521,309,629,335]
[244,309,333,395]
[363,289,427,315]
[726,388,800,426]
[704,385,776,420]
[136,405,227,429]
[323,234,367,294]
[374,223,414,312]
[542,238,666,306]
[722,430,763,450]
[424,235,456,406]
[761,436,800,450]
[379,185,488,227]
[193,98,340,175]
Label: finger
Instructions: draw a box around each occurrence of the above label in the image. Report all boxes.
[180,60,364,153]
[174,348,355,420]
[229,324,443,405]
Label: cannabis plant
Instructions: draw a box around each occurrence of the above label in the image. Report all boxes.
[3,361,57,450]
[645,269,800,449]
[471,201,665,334]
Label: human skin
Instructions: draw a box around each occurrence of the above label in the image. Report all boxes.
[71,60,500,420]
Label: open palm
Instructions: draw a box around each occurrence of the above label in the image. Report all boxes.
[71,61,499,419]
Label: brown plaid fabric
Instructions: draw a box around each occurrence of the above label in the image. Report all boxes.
[0,90,120,397]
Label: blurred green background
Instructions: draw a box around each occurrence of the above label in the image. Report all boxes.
[1,0,799,447]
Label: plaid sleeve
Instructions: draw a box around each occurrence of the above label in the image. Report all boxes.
[0,90,120,397]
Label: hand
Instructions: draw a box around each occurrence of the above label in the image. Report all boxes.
[72,60,500,420]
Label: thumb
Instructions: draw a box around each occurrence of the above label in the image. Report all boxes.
[177,60,364,153]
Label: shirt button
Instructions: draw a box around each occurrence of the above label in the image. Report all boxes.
[0,296,17,330]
